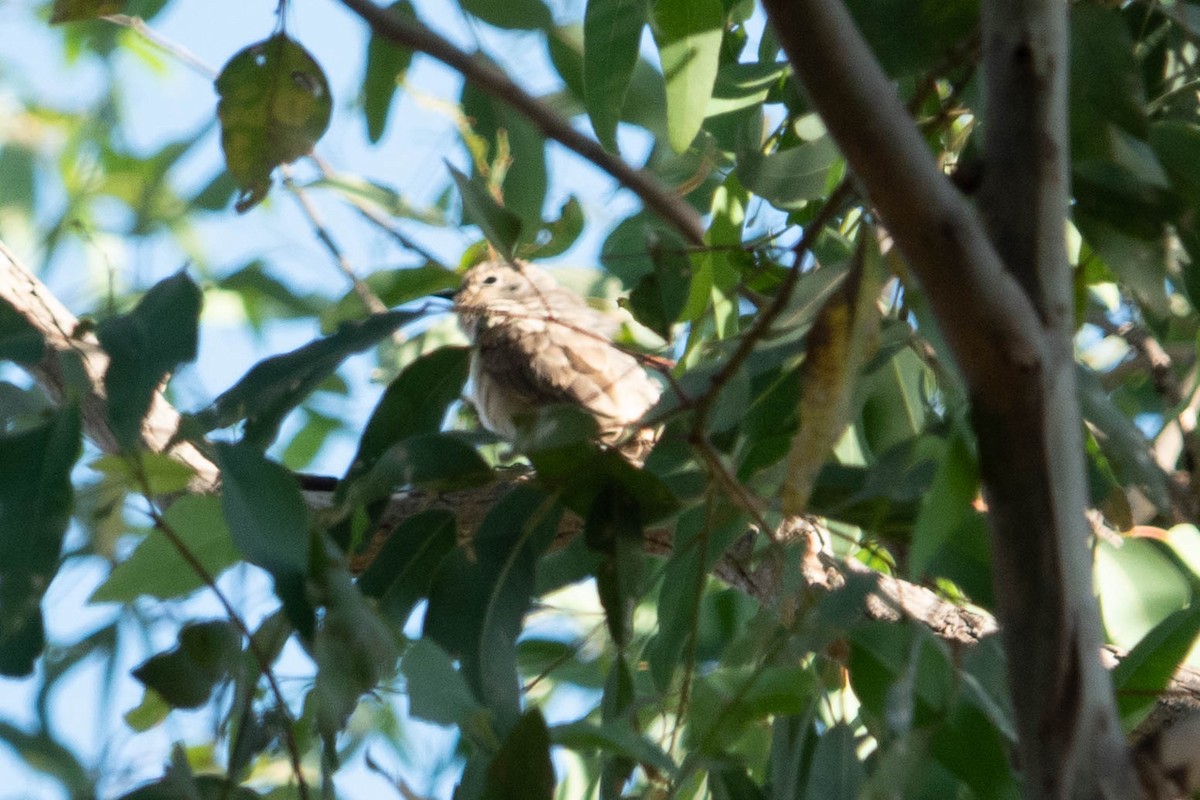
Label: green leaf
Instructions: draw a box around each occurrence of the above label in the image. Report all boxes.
[585,482,645,649]
[0,300,45,365]
[184,310,417,450]
[624,243,692,339]
[0,406,81,677]
[339,433,493,512]
[321,263,459,330]
[401,638,488,729]
[215,34,333,212]
[357,510,457,625]
[652,0,724,153]
[461,0,553,30]
[97,272,201,450]
[842,0,977,78]
[90,451,195,496]
[423,486,561,734]
[131,620,241,709]
[550,721,675,775]
[50,0,123,23]
[484,709,555,800]
[908,431,991,603]
[311,566,401,738]
[362,1,416,143]
[802,724,865,800]
[449,164,524,260]
[461,79,549,229]
[521,196,585,260]
[1096,537,1191,649]
[686,665,817,755]
[645,505,746,691]
[215,441,315,639]
[737,131,841,210]
[91,495,240,603]
[584,0,648,151]
[341,347,470,487]
[1112,604,1200,730]
[1077,367,1171,515]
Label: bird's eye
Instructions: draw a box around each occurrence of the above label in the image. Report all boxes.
[482,275,499,285]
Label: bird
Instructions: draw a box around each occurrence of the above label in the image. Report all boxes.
[453,259,662,454]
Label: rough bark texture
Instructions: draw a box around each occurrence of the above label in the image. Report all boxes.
[759,0,1140,795]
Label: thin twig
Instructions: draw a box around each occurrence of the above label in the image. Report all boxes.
[335,0,705,245]
[136,474,310,800]
[280,167,390,316]
[102,15,217,79]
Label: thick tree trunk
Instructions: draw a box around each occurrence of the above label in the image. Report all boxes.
[761,0,1142,795]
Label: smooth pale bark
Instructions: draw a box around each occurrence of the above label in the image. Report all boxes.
[759,0,1141,796]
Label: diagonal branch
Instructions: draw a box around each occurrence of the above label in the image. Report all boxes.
[335,0,706,246]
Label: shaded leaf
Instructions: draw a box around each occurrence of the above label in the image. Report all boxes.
[132,620,241,709]
[737,133,841,211]
[97,271,201,450]
[401,638,488,729]
[461,0,553,30]
[584,0,648,151]
[802,724,865,800]
[50,0,123,23]
[216,34,332,212]
[357,510,457,625]
[362,1,416,143]
[0,407,81,677]
[484,709,555,800]
[449,164,524,260]
[184,310,417,450]
[341,347,470,487]
[1112,605,1200,730]
[423,487,561,734]
[216,441,315,639]
[0,300,45,366]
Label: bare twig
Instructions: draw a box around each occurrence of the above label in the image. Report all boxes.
[280,167,390,316]
[335,0,706,245]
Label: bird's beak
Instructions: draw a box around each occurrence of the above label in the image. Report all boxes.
[431,288,459,302]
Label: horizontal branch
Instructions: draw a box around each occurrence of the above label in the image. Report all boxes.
[335,0,706,246]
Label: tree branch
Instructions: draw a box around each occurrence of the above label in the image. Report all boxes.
[759,0,1043,399]
[334,0,706,246]
[0,242,219,491]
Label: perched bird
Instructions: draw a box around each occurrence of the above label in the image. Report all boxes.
[453,259,662,452]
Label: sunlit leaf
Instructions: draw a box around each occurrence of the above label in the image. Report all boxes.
[449,164,524,260]
[583,0,648,151]
[652,0,724,153]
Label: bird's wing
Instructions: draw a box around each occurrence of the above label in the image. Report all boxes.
[475,317,659,429]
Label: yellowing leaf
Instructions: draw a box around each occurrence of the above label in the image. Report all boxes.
[216,34,332,212]
[782,231,886,515]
